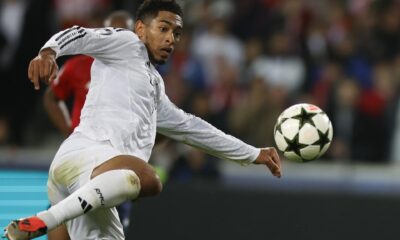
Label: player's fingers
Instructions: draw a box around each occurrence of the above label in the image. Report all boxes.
[43,60,51,82]
[264,147,281,169]
[266,156,281,178]
[45,60,54,84]
[49,64,58,83]
[270,148,281,168]
[267,165,280,178]
[39,60,46,79]
[32,62,40,90]
[28,60,34,80]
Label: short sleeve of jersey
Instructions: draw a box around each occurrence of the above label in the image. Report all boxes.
[51,60,74,100]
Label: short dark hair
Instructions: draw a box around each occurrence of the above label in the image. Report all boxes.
[136,0,183,22]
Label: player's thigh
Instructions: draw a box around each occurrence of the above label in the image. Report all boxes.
[48,224,70,240]
[66,206,124,240]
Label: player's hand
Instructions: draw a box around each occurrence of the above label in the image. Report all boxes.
[28,48,58,90]
[253,147,282,178]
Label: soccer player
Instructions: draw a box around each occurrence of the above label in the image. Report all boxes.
[43,10,134,240]
[4,1,282,239]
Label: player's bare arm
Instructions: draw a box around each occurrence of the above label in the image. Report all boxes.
[253,147,282,178]
[28,48,58,90]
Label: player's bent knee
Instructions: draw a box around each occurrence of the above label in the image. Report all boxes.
[123,170,142,200]
[151,173,163,195]
[138,168,162,197]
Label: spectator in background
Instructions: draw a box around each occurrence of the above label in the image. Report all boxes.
[312,62,344,110]
[229,77,285,147]
[191,2,244,87]
[327,78,360,160]
[352,62,397,162]
[391,55,400,164]
[209,56,243,132]
[370,3,400,61]
[0,0,52,146]
[250,31,305,95]
[242,37,264,77]
[230,0,271,39]
[52,0,112,29]
[310,62,356,160]
[169,91,221,181]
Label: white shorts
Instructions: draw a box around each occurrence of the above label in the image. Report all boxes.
[47,132,125,240]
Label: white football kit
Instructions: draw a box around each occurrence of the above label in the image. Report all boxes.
[42,26,260,239]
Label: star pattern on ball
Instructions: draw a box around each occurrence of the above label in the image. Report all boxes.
[275,117,289,134]
[284,133,308,157]
[312,128,331,150]
[291,107,317,128]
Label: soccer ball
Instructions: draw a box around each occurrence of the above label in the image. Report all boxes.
[274,103,333,162]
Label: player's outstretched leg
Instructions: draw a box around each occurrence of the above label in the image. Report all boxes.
[3,155,161,240]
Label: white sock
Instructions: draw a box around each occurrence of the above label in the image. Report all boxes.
[37,169,140,230]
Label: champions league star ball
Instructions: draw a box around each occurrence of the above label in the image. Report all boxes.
[274,103,333,162]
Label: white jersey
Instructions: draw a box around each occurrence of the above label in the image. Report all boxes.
[42,26,260,164]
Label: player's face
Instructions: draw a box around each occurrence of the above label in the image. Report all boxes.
[137,11,183,64]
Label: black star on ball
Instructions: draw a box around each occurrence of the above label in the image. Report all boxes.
[284,133,308,157]
[312,128,331,150]
[275,117,289,134]
[291,107,317,128]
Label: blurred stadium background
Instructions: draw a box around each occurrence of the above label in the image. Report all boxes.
[2,0,400,239]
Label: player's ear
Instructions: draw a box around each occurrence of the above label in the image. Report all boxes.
[135,20,146,40]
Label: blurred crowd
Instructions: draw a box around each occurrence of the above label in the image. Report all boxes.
[2,0,400,180]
